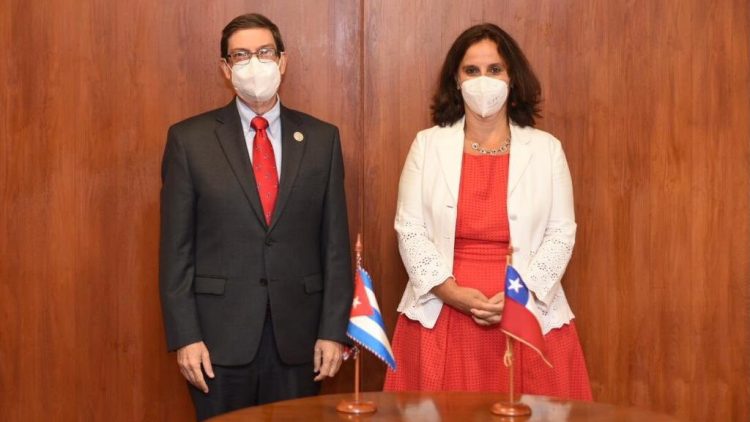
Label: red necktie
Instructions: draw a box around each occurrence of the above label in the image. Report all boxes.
[251,116,278,225]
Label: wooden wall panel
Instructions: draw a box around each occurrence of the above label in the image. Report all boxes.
[0,1,360,420]
[2,0,749,421]
[362,1,749,421]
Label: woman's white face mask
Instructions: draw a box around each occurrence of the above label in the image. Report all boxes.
[230,56,281,103]
[460,76,509,118]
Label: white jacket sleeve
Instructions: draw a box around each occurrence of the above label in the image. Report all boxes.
[524,139,576,307]
[394,135,453,304]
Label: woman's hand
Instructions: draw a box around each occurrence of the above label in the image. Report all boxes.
[431,277,504,325]
[470,291,504,326]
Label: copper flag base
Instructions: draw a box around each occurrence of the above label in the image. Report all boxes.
[490,401,531,417]
[336,399,377,414]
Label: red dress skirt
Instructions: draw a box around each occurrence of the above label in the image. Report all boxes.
[384,153,592,400]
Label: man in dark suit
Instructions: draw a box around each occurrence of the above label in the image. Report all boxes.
[159,13,353,420]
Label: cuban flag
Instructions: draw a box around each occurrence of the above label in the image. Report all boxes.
[346,267,397,370]
[500,265,552,367]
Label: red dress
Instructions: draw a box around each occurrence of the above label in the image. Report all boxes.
[384,153,592,400]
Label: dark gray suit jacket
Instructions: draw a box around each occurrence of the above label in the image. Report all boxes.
[159,100,353,366]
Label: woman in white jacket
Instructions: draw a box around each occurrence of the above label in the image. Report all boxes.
[384,23,592,400]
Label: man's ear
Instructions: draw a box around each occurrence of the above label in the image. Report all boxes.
[220,60,232,81]
[278,52,288,76]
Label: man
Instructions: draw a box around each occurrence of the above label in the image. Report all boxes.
[159,13,353,420]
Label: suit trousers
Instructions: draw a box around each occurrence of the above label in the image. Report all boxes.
[188,311,320,421]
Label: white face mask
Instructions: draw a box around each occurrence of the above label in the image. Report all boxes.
[230,56,281,103]
[460,76,509,118]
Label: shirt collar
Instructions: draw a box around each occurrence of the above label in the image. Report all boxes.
[236,95,282,137]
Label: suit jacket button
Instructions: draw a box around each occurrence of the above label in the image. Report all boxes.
[265,238,273,246]
[259,278,268,286]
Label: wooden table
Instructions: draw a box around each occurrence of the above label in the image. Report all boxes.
[209,391,680,421]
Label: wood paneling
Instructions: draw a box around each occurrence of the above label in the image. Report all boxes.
[2,1,749,421]
[362,1,750,421]
[0,1,360,420]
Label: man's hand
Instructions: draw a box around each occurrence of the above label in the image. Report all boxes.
[313,339,344,381]
[177,341,214,393]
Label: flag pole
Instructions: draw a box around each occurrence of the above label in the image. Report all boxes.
[507,337,514,404]
[491,245,531,417]
[506,250,516,405]
[337,234,377,414]
[354,347,361,403]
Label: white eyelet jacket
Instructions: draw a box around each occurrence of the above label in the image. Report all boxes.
[394,118,577,334]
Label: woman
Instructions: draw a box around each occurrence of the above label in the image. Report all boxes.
[384,23,592,400]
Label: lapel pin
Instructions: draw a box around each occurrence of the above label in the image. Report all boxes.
[293,131,304,142]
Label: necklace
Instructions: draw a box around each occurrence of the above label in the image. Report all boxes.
[468,136,511,155]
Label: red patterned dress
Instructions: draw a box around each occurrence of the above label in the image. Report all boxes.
[384,153,592,400]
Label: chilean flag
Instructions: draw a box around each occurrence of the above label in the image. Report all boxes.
[500,265,552,367]
[346,267,397,370]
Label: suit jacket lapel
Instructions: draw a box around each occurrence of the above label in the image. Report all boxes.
[268,105,306,232]
[436,118,465,202]
[214,101,268,227]
[508,123,533,196]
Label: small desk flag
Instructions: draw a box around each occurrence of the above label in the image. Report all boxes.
[346,267,397,370]
[500,265,552,367]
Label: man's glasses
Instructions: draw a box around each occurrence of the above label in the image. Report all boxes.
[225,47,280,65]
